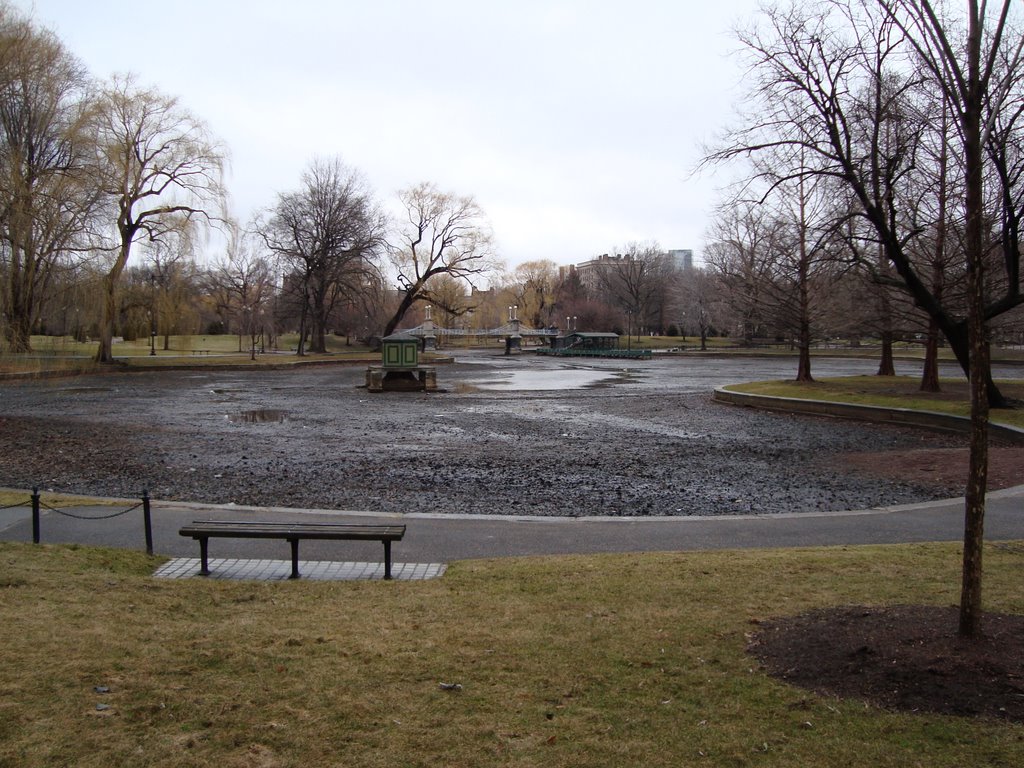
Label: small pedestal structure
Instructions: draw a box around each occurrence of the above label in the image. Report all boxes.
[504,305,522,355]
[366,333,437,393]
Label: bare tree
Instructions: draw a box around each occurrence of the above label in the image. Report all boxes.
[704,201,783,342]
[674,267,725,350]
[91,74,225,363]
[595,242,672,339]
[384,182,500,337]
[766,162,850,381]
[707,0,1024,637]
[0,5,95,352]
[258,158,386,355]
[708,0,1024,407]
[142,229,202,350]
[208,225,276,356]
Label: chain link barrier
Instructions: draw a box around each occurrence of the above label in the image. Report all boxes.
[43,500,143,521]
[17,488,155,555]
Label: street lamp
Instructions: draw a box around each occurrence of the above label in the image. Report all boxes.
[148,274,157,355]
[249,305,257,361]
[625,310,633,352]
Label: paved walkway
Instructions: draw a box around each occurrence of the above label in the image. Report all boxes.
[1,485,1022,582]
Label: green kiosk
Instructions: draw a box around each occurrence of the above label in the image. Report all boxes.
[366,333,438,392]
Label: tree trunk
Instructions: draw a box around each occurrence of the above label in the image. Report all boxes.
[796,337,813,382]
[875,240,896,376]
[3,243,39,353]
[960,311,988,638]
[309,308,326,353]
[943,322,1006,408]
[295,305,307,356]
[920,320,941,393]
[877,330,896,376]
[958,7,988,639]
[2,312,32,353]
[796,280,813,382]
[96,221,135,364]
[383,288,419,338]
[924,98,948,395]
[95,268,122,363]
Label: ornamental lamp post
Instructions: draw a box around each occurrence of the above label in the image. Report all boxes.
[250,306,257,361]
[148,273,157,355]
[147,310,156,356]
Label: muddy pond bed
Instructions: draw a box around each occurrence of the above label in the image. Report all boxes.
[0,352,1010,516]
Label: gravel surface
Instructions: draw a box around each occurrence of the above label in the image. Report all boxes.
[0,351,997,516]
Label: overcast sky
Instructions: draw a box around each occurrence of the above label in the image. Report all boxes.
[21,0,761,270]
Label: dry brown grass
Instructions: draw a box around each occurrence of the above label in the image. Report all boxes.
[1,541,1023,766]
[729,375,1024,429]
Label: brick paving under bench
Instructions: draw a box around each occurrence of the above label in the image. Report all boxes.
[154,558,446,581]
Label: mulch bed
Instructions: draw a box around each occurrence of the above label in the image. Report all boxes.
[749,604,1024,722]
[838,445,1024,495]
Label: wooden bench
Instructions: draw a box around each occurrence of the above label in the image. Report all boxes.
[178,520,406,580]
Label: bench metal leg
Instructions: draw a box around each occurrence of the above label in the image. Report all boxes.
[384,540,393,580]
[199,537,210,576]
[289,538,300,579]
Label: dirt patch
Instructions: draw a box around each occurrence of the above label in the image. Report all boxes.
[839,445,1024,494]
[749,604,1024,722]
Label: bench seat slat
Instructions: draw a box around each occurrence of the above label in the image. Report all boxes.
[180,521,405,540]
[177,520,406,580]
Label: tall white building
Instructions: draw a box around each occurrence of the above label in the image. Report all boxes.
[666,249,694,271]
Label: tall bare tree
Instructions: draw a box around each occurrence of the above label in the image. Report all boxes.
[0,5,95,352]
[384,182,499,337]
[707,0,1024,637]
[143,229,201,350]
[208,225,276,354]
[674,267,724,350]
[595,242,672,339]
[704,201,783,342]
[91,74,225,363]
[258,157,386,355]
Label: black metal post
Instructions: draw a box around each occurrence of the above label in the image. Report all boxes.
[289,538,301,579]
[142,489,153,555]
[149,274,157,356]
[31,487,40,544]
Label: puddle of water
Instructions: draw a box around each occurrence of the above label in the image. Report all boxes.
[226,409,289,424]
[467,369,626,392]
[58,387,113,394]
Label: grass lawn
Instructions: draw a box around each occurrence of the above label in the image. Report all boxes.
[0,540,1021,767]
[725,375,1024,430]
[0,334,379,375]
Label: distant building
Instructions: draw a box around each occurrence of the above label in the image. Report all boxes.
[573,253,626,292]
[560,249,692,289]
[666,249,694,271]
